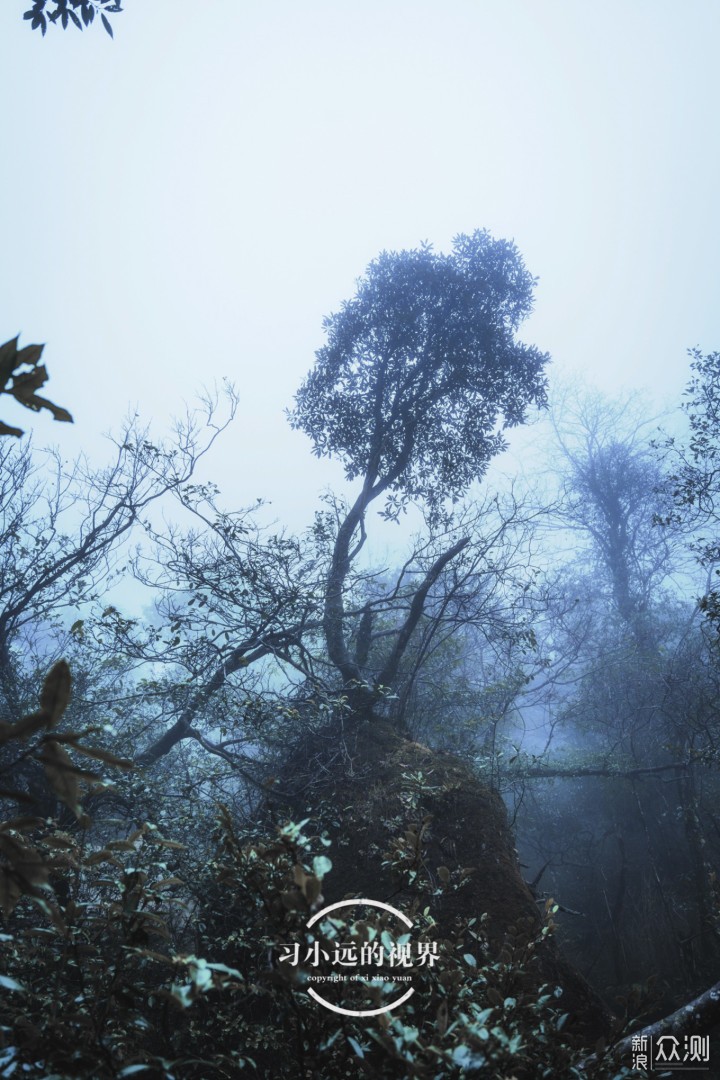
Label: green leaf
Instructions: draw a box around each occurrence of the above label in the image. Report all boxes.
[312,855,332,878]
[347,1036,365,1058]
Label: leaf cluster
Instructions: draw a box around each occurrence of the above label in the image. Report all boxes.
[203,808,634,1079]
[0,662,132,917]
[23,0,122,37]
[0,335,72,438]
[1,668,639,1077]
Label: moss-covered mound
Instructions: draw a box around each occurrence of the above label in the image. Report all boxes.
[274,716,613,1044]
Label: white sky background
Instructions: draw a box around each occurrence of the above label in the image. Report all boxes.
[2,0,720,536]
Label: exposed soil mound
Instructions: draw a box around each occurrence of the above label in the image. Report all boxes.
[274,715,613,1043]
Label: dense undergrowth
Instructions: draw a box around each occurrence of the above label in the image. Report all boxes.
[0,665,647,1080]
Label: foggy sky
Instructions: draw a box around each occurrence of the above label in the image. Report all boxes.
[1,0,719,530]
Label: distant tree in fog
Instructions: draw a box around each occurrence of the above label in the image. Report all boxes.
[550,386,681,649]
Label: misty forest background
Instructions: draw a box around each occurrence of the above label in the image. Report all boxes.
[4,5,720,1080]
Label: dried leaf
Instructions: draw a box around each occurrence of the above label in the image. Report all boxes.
[7,711,48,740]
[0,787,35,803]
[12,365,48,401]
[85,849,124,869]
[292,864,321,905]
[40,741,79,815]
[0,817,45,833]
[28,895,67,935]
[0,834,48,887]
[70,743,132,769]
[14,343,44,369]
[0,868,22,918]
[44,832,77,850]
[39,661,72,727]
[0,336,20,385]
[0,333,72,433]
[21,393,72,423]
[135,911,171,938]
[0,421,23,438]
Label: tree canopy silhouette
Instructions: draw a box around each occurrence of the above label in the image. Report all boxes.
[290,231,548,519]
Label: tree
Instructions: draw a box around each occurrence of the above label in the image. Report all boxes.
[549,385,679,645]
[275,235,617,1037]
[289,230,549,704]
[663,348,720,634]
[0,393,236,812]
[112,486,323,772]
[502,386,720,998]
[345,490,550,747]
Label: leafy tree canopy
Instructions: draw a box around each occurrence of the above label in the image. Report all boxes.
[289,231,549,514]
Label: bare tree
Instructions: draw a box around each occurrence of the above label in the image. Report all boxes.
[549,384,680,645]
[0,390,236,726]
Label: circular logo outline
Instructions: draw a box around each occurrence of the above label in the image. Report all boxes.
[304,897,415,1016]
